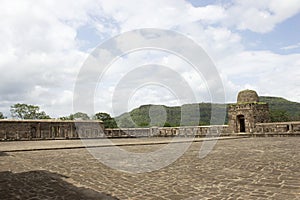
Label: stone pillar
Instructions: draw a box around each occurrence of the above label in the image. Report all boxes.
[290,124,294,133]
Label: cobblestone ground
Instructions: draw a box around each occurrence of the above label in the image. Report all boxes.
[0,137,299,199]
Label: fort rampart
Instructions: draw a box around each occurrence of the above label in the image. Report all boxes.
[0,119,300,141]
[0,120,105,140]
[254,121,300,136]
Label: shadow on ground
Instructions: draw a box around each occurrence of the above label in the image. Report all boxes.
[0,170,118,200]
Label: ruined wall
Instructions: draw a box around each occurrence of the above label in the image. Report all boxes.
[228,89,270,133]
[228,103,270,133]
[1,119,300,140]
[253,104,270,124]
[0,120,229,140]
[0,120,105,140]
[255,122,300,135]
[105,125,229,138]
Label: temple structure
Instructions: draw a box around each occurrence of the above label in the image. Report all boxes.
[228,90,270,133]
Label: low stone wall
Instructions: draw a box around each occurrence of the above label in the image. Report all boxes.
[0,120,105,140]
[2,119,300,141]
[255,121,300,136]
[105,125,229,138]
[0,121,229,140]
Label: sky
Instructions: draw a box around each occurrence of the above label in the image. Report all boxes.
[0,0,299,118]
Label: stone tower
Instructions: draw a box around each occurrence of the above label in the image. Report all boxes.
[228,90,270,133]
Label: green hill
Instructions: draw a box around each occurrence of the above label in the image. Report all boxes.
[259,96,300,122]
[114,96,300,128]
[115,103,227,128]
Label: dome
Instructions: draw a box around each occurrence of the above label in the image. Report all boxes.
[237,89,259,103]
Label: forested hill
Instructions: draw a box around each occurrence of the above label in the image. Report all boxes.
[114,96,300,128]
[259,96,300,122]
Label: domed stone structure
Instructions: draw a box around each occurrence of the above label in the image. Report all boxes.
[228,90,270,133]
[237,89,259,103]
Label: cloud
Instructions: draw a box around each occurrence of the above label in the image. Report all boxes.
[0,0,299,118]
[96,0,300,34]
[222,0,300,33]
[219,50,300,102]
[0,0,94,116]
[281,43,300,50]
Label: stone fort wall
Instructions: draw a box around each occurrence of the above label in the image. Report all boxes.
[0,119,300,141]
[0,119,230,140]
[105,125,229,138]
[0,120,105,140]
[255,121,300,135]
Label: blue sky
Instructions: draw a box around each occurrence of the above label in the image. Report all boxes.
[240,13,300,54]
[0,0,299,117]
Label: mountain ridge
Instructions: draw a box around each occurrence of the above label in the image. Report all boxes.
[114,96,300,128]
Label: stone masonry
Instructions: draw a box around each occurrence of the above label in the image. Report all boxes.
[0,120,104,140]
[228,90,270,133]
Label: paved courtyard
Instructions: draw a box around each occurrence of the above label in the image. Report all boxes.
[0,137,299,199]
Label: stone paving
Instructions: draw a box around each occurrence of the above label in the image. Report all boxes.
[0,136,245,152]
[0,137,300,199]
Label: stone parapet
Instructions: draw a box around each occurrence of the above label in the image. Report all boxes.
[255,121,300,134]
[0,120,104,141]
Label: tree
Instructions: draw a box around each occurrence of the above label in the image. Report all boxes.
[72,112,90,120]
[60,112,90,120]
[10,103,51,119]
[163,122,171,127]
[0,112,5,119]
[270,110,290,122]
[138,122,149,127]
[33,111,49,119]
[59,116,71,120]
[93,112,118,128]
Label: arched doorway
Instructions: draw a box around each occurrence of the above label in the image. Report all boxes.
[237,115,245,132]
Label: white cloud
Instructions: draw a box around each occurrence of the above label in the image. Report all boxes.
[0,0,94,116]
[0,0,299,118]
[219,50,300,102]
[223,0,300,33]
[281,43,300,50]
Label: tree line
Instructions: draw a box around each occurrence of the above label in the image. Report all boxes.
[0,103,118,128]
